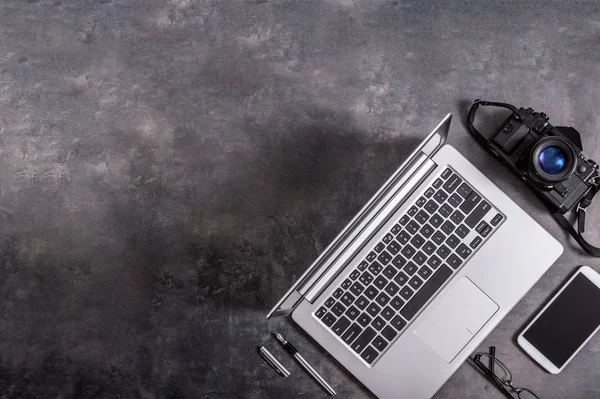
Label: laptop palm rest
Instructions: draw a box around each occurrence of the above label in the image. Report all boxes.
[414,277,499,363]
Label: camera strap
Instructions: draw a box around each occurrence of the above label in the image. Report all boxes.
[468,99,600,257]
[551,186,600,257]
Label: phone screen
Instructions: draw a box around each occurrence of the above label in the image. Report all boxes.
[523,273,600,368]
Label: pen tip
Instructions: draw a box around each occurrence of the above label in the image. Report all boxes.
[274,332,285,343]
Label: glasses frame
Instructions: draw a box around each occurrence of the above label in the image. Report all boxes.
[472,346,540,399]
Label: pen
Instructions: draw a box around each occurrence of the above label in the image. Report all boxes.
[258,346,291,377]
[274,332,336,396]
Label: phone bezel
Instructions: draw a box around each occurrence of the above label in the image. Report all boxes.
[517,266,600,374]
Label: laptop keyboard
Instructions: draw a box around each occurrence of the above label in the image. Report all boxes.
[313,167,505,366]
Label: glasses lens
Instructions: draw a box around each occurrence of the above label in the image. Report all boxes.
[517,388,540,399]
[538,145,567,174]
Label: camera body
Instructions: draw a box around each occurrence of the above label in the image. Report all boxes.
[486,106,599,213]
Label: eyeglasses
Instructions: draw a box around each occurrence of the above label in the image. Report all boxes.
[472,347,540,399]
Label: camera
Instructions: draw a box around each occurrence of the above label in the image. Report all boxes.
[469,101,599,214]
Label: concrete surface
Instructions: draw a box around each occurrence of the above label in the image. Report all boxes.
[0,0,599,398]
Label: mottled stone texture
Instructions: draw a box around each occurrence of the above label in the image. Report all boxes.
[0,0,599,398]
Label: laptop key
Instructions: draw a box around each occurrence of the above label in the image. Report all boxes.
[365,286,378,300]
[420,224,435,238]
[391,315,407,331]
[441,220,455,235]
[432,178,443,188]
[418,265,433,279]
[399,214,411,228]
[333,288,344,298]
[383,233,394,244]
[332,302,346,316]
[332,316,351,336]
[361,346,379,364]
[432,230,446,245]
[423,241,437,255]
[374,276,387,290]
[387,240,401,255]
[381,306,395,321]
[481,224,493,237]
[325,297,336,308]
[358,313,372,327]
[434,190,448,204]
[410,234,425,249]
[399,286,414,300]
[315,306,327,318]
[427,255,441,269]
[385,281,400,296]
[401,244,416,258]
[413,251,427,266]
[443,174,462,193]
[382,325,398,341]
[377,251,392,265]
[376,292,390,307]
[460,191,482,214]
[372,336,388,351]
[369,262,383,275]
[391,224,402,234]
[470,236,483,249]
[392,255,407,268]
[450,210,465,224]
[415,210,429,224]
[407,221,420,234]
[394,271,409,286]
[367,303,381,317]
[322,312,337,327]
[430,213,444,227]
[360,271,374,286]
[408,206,418,217]
[358,260,369,271]
[456,224,470,238]
[356,295,369,310]
[416,196,427,207]
[457,243,473,259]
[439,204,453,218]
[352,327,376,354]
[424,200,439,214]
[400,265,452,320]
[341,278,352,289]
[464,200,490,227]
[491,213,503,226]
[350,269,361,280]
[476,220,488,234]
[446,234,460,249]
[383,265,397,279]
[366,251,377,262]
[409,276,423,290]
[342,323,363,344]
[424,187,435,198]
[457,182,473,199]
[391,296,405,310]
[371,316,386,331]
[374,242,385,253]
[447,254,463,269]
[448,193,464,208]
[346,306,360,320]
[437,244,451,259]
[441,168,452,179]
[397,231,411,245]
[403,262,418,276]
[341,292,355,307]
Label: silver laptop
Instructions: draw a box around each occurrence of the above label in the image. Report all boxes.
[267,114,563,399]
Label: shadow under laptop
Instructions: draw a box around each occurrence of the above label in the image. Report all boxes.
[194,114,424,313]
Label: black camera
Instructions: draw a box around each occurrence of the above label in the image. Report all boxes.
[468,100,599,214]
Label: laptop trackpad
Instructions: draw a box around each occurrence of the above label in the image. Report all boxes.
[414,277,499,363]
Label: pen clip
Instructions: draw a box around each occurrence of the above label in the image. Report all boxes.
[259,347,291,377]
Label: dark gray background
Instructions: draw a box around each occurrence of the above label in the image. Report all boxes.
[0,1,599,398]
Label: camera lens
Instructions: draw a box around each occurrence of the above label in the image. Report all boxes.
[530,137,576,184]
[538,146,567,174]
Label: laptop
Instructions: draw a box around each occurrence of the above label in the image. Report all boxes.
[267,114,563,399]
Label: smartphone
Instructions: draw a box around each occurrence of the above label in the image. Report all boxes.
[517,266,600,374]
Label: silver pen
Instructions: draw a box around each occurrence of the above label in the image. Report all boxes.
[259,346,291,377]
[274,332,336,396]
